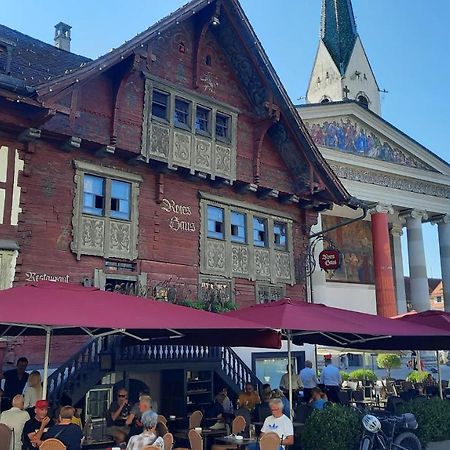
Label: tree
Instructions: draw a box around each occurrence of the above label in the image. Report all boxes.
[377,353,401,378]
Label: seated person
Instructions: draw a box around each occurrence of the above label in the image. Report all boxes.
[22,400,55,450]
[208,392,226,430]
[269,390,290,418]
[309,388,327,410]
[221,388,234,415]
[115,429,128,449]
[127,394,153,437]
[38,406,83,450]
[261,384,272,403]
[249,398,293,450]
[238,383,261,412]
[126,410,164,450]
[106,388,132,438]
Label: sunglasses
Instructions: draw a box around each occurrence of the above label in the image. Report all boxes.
[118,394,128,398]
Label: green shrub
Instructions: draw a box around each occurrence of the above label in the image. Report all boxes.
[301,404,362,450]
[377,353,401,378]
[348,368,377,382]
[340,371,349,381]
[398,398,450,445]
[406,370,429,383]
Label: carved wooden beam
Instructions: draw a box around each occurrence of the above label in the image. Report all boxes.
[257,187,279,199]
[60,136,81,152]
[18,128,41,143]
[234,181,258,194]
[94,145,115,158]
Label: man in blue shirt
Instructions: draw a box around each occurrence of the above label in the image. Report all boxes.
[319,357,342,403]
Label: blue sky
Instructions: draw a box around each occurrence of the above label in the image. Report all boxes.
[3,0,449,277]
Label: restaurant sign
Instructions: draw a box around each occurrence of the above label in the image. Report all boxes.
[318,249,342,271]
[25,272,70,283]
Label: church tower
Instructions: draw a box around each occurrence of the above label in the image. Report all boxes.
[306,0,381,115]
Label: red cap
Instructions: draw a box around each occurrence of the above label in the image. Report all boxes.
[35,400,49,409]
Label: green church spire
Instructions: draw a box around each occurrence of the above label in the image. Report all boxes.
[321,0,358,75]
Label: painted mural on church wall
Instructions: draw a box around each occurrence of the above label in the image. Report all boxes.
[305,118,430,170]
[322,215,374,284]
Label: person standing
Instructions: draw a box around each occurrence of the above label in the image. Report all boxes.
[299,361,318,403]
[319,357,342,403]
[1,357,29,410]
[24,371,43,410]
[279,365,302,405]
[0,394,30,450]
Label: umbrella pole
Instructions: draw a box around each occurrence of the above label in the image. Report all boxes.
[287,330,293,421]
[437,350,443,400]
[42,328,51,400]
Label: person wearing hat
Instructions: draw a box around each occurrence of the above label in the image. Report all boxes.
[22,399,54,450]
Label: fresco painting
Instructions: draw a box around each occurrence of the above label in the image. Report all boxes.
[322,215,375,284]
[305,118,429,169]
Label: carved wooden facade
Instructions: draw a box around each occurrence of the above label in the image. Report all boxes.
[0,0,348,313]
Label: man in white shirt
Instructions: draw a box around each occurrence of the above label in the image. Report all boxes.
[299,361,318,403]
[260,398,294,449]
[0,394,30,450]
[319,357,342,403]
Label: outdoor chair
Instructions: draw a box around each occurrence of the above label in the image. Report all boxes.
[39,438,67,450]
[211,415,247,450]
[0,424,12,450]
[260,432,281,450]
[157,421,169,437]
[158,415,168,424]
[295,404,313,424]
[352,389,364,402]
[189,410,203,429]
[189,429,203,450]
[337,389,352,405]
[163,432,174,450]
[401,381,413,392]
[142,446,162,450]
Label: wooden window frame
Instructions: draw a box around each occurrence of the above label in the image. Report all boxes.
[71,160,142,261]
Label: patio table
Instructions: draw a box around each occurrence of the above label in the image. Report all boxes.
[215,436,258,450]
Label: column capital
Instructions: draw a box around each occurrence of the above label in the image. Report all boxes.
[404,209,428,221]
[431,214,450,225]
[390,222,404,237]
[369,204,394,215]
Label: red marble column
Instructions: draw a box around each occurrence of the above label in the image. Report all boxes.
[371,210,397,317]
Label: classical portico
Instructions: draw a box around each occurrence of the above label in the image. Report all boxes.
[298,0,450,316]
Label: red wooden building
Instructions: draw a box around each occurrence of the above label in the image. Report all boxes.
[0,0,350,366]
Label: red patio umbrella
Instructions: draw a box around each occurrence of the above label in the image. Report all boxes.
[393,310,450,331]
[0,282,281,398]
[227,299,450,415]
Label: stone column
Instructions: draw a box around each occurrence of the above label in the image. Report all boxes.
[405,210,429,312]
[436,215,450,312]
[370,205,397,317]
[391,222,407,314]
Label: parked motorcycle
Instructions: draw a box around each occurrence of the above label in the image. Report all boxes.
[359,413,422,450]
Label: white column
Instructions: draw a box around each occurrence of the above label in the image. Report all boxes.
[437,215,450,312]
[309,214,327,303]
[405,210,429,312]
[391,222,407,314]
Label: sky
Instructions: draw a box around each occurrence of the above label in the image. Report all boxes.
[2,0,449,278]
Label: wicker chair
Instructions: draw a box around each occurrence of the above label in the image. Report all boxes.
[163,432,174,450]
[189,411,203,429]
[39,438,67,450]
[0,424,12,450]
[260,432,281,450]
[158,415,168,425]
[189,429,203,450]
[211,416,247,450]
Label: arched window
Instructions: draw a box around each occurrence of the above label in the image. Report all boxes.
[357,94,369,109]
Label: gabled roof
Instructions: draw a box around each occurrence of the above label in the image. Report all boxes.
[1,0,351,205]
[0,24,90,85]
[321,0,358,75]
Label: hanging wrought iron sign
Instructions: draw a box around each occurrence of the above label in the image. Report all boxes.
[318,248,342,271]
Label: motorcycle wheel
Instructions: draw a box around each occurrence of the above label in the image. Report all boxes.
[393,432,422,450]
